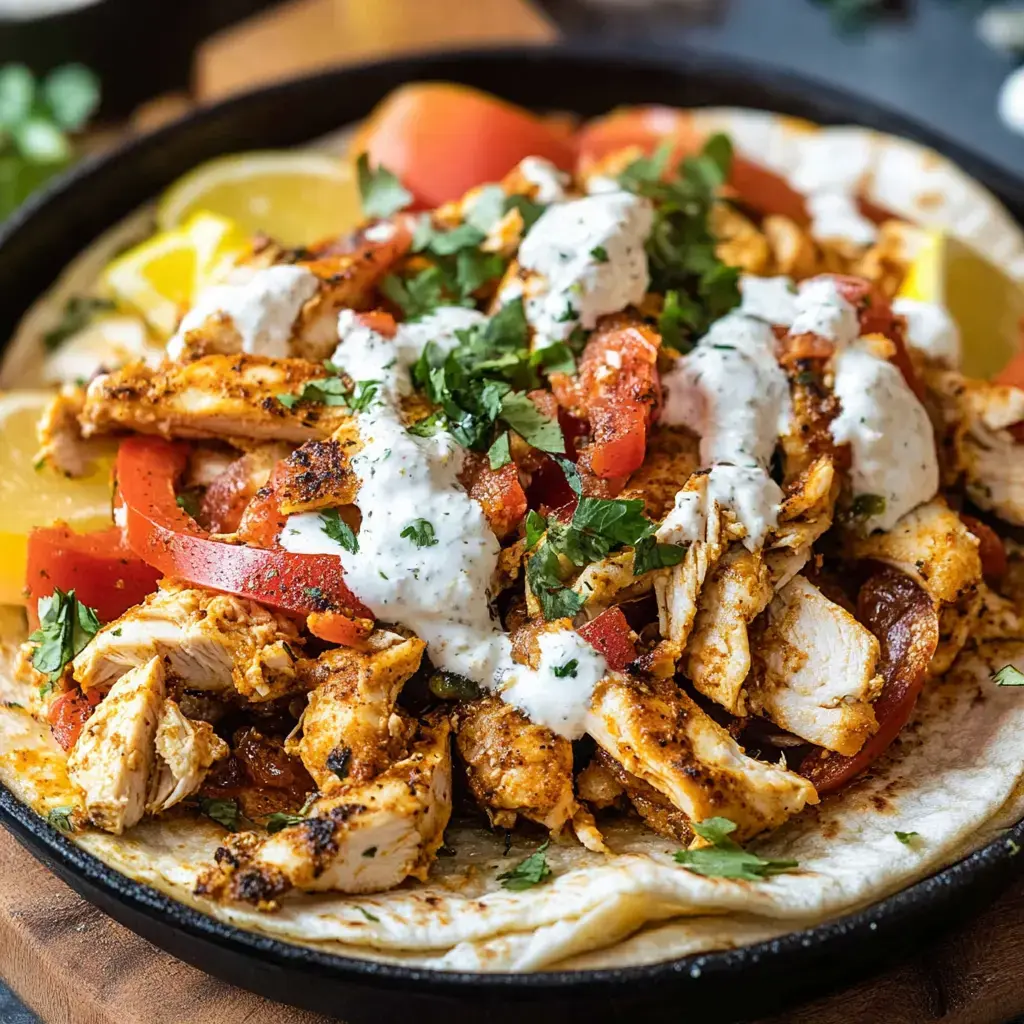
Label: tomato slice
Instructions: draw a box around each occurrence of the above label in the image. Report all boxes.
[550,314,661,487]
[799,567,939,794]
[355,83,576,209]
[48,687,101,752]
[578,607,636,671]
[116,437,371,637]
[25,524,161,629]
[960,513,1008,580]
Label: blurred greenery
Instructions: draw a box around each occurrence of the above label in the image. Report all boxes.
[0,63,99,221]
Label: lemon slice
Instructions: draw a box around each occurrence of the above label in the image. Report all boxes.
[103,211,247,337]
[156,151,362,248]
[898,229,1024,379]
[0,391,117,606]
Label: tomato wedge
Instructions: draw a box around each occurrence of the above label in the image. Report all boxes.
[116,437,371,643]
[800,567,939,794]
[578,607,636,671]
[48,687,101,751]
[25,524,161,629]
[550,314,661,487]
[960,514,1008,580]
[355,83,576,209]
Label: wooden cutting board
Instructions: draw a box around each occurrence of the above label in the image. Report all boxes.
[1,827,1024,1024]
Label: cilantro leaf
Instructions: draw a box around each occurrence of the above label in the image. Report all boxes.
[320,509,359,553]
[381,266,452,320]
[427,223,486,256]
[356,152,412,218]
[358,906,380,922]
[503,193,546,233]
[46,805,75,834]
[526,543,586,621]
[465,184,507,232]
[265,812,306,834]
[277,372,379,413]
[400,518,438,548]
[590,245,609,263]
[895,831,921,846]
[200,797,244,832]
[488,431,512,470]
[674,817,798,881]
[455,247,505,296]
[29,588,101,683]
[632,536,689,575]
[551,455,582,495]
[531,341,575,375]
[993,664,1024,687]
[553,659,578,679]
[500,392,564,454]
[524,509,547,551]
[497,840,553,890]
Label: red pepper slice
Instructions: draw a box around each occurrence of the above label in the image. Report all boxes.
[960,514,1008,581]
[116,436,371,642]
[578,607,637,671]
[48,687,102,752]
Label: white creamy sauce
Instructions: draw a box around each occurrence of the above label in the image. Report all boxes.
[660,313,790,550]
[514,191,653,348]
[166,264,318,360]
[739,274,798,325]
[806,190,878,246]
[279,306,607,738]
[517,157,570,203]
[892,297,962,367]
[999,65,1024,138]
[829,341,940,533]
[789,276,859,343]
[363,221,398,243]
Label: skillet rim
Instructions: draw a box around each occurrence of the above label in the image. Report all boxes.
[1,39,1023,1000]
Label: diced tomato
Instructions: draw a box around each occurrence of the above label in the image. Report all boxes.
[115,436,372,640]
[578,607,636,671]
[458,451,528,540]
[550,315,661,487]
[960,513,1008,580]
[48,687,101,752]
[355,83,576,209]
[576,106,809,223]
[25,524,161,630]
[799,567,939,794]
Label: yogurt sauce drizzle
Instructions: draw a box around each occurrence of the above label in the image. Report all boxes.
[279,306,608,738]
[166,264,318,360]
[659,313,791,550]
[509,190,653,349]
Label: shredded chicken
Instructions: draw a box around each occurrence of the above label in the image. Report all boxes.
[73,581,303,701]
[146,699,230,814]
[79,354,352,444]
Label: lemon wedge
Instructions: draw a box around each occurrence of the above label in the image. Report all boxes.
[898,229,1024,379]
[156,150,362,248]
[0,391,117,605]
[102,210,247,337]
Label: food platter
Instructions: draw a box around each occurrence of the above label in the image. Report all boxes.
[1,44,1023,1023]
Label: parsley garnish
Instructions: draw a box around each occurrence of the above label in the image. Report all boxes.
[46,805,75,833]
[526,543,586,621]
[488,431,512,470]
[381,266,451,320]
[618,135,740,347]
[589,245,609,263]
[632,535,689,575]
[400,518,438,548]
[524,509,547,551]
[200,797,244,832]
[357,906,380,922]
[504,194,545,233]
[674,817,798,881]
[44,295,115,350]
[175,489,202,521]
[553,659,578,679]
[265,811,306,834]
[895,831,920,846]
[355,152,411,218]
[29,588,100,683]
[277,372,380,412]
[497,840,553,890]
[993,664,1024,687]
[499,392,564,453]
[320,509,359,553]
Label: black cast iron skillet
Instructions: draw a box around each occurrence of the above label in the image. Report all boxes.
[1,44,1023,1024]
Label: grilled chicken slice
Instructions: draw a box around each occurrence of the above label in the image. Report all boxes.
[926,368,1024,526]
[79,354,352,444]
[685,547,774,715]
[452,694,576,832]
[293,634,426,790]
[73,581,303,701]
[768,455,838,588]
[587,675,817,841]
[35,385,108,478]
[271,425,362,516]
[197,442,291,533]
[146,699,230,814]
[66,657,166,833]
[747,576,882,755]
[618,425,701,521]
[194,714,452,904]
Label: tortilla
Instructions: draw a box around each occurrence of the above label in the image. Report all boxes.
[1,108,1023,974]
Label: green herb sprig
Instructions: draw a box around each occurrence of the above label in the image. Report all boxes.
[674,817,798,881]
[29,588,101,689]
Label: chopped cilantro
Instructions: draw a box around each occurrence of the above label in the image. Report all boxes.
[381,266,452,320]
[465,185,507,232]
[993,664,1024,687]
[400,518,438,548]
[265,812,306,834]
[355,152,412,218]
[895,831,920,846]
[29,588,100,683]
[320,509,359,553]
[674,817,798,881]
[499,392,564,453]
[175,489,202,521]
[357,906,380,922]
[553,659,578,679]
[488,431,512,470]
[503,193,545,232]
[526,543,586,621]
[632,536,689,575]
[497,840,553,890]
[589,245,609,263]
[199,797,244,832]
[524,509,547,551]
[46,806,75,834]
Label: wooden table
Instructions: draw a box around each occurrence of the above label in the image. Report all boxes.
[3,1,1024,1021]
